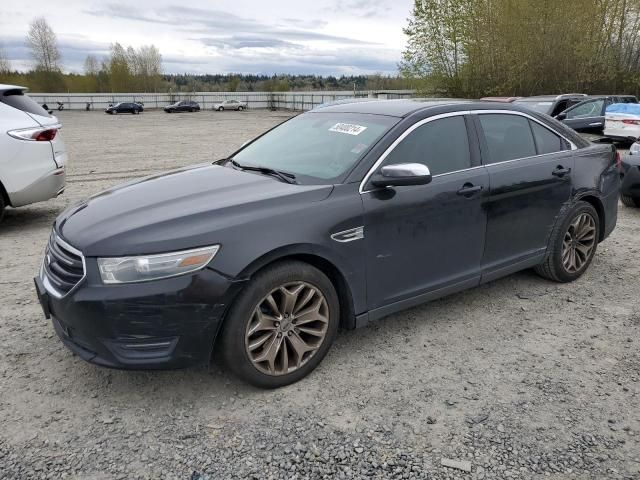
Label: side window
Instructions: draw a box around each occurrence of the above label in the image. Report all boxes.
[566,100,604,119]
[479,114,536,164]
[529,121,568,154]
[382,116,470,176]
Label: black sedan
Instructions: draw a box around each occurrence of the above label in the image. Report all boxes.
[34,100,620,388]
[105,102,143,115]
[164,100,200,113]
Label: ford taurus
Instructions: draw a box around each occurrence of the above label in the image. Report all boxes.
[34,100,620,388]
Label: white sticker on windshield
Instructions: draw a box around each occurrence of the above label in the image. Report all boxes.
[329,123,368,135]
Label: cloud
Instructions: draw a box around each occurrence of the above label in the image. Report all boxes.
[333,0,393,18]
[2,1,407,76]
[85,3,377,46]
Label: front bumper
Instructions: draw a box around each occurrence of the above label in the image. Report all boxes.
[34,265,246,370]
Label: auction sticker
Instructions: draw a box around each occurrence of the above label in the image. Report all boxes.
[329,123,368,135]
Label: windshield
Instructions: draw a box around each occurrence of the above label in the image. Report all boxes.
[231,112,398,184]
[514,99,554,114]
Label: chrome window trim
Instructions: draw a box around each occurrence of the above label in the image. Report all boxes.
[40,232,87,299]
[359,111,471,194]
[359,109,578,194]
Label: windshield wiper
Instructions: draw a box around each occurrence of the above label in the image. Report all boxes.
[227,159,297,184]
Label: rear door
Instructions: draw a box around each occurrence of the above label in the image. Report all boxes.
[475,112,574,281]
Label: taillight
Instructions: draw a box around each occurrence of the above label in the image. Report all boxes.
[7,125,60,141]
[615,151,622,171]
[622,119,640,125]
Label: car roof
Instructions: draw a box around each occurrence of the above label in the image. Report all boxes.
[0,84,28,93]
[307,98,544,118]
[515,94,587,102]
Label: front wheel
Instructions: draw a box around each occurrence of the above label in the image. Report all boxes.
[218,107,224,111]
[238,106,244,111]
[621,194,640,208]
[219,261,339,388]
[535,201,600,283]
[0,194,5,223]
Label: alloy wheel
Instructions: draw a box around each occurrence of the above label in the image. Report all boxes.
[561,212,596,273]
[245,282,329,376]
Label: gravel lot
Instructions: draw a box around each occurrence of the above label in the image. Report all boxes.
[1,110,639,480]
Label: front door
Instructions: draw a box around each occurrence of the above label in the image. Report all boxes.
[562,98,606,132]
[362,114,489,312]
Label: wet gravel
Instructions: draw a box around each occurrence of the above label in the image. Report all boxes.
[0,111,638,479]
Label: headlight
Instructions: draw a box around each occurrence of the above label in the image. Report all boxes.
[631,142,640,155]
[97,245,219,284]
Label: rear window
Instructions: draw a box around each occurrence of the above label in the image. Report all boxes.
[1,89,51,117]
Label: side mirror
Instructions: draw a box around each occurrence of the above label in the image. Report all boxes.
[555,112,567,120]
[371,163,432,188]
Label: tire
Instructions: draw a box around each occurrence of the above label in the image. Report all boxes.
[621,194,640,208]
[535,201,600,283]
[238,106,244,111]
[0,194,5,224]
[219,260,339,388]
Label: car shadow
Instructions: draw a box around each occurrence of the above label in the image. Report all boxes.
[0,205,63,234]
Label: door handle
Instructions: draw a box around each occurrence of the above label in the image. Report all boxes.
[552,166,572,177]
[457,183,483,197]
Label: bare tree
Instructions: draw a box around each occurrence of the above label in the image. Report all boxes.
[26,17,61,72]
[83,55,99,76]
[0,46,11,75]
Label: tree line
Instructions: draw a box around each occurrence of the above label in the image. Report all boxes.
[0,17,162,93]
[0,16,411,93]
[401,0,640,97]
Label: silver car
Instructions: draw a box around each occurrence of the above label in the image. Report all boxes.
[212,99,247,111]
[0,85,67,222]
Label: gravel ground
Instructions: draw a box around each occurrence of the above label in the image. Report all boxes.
[0,110,639,480]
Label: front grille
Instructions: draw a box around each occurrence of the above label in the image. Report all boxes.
[43,231,85,295]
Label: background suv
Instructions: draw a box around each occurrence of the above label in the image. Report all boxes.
[555,95,638,133]
[513,94,587,116]
[0,84,66,222]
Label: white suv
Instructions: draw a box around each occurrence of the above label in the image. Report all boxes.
[0,84,67,222]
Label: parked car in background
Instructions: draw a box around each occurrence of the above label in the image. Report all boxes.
[212,99,246,111]
[164,100,200,113]
[603,102,640,143]
[105,102,143,115]
[514,94,587,116]
[620,141,640,206]
[34,100,619,387]
[0,84,66,222]
[480,97,522,102]
[555,95,638,133]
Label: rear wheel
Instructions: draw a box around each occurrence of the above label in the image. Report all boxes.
[535,201,599,283]
[0,194,5,223]
[621,194,640,208]
[219,261,339,388]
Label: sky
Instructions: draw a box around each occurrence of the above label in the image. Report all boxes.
[0,0,414,76]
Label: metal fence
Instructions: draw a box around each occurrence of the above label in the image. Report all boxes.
[28,90,415,111]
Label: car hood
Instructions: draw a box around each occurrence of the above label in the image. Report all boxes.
[56,164,333,256]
